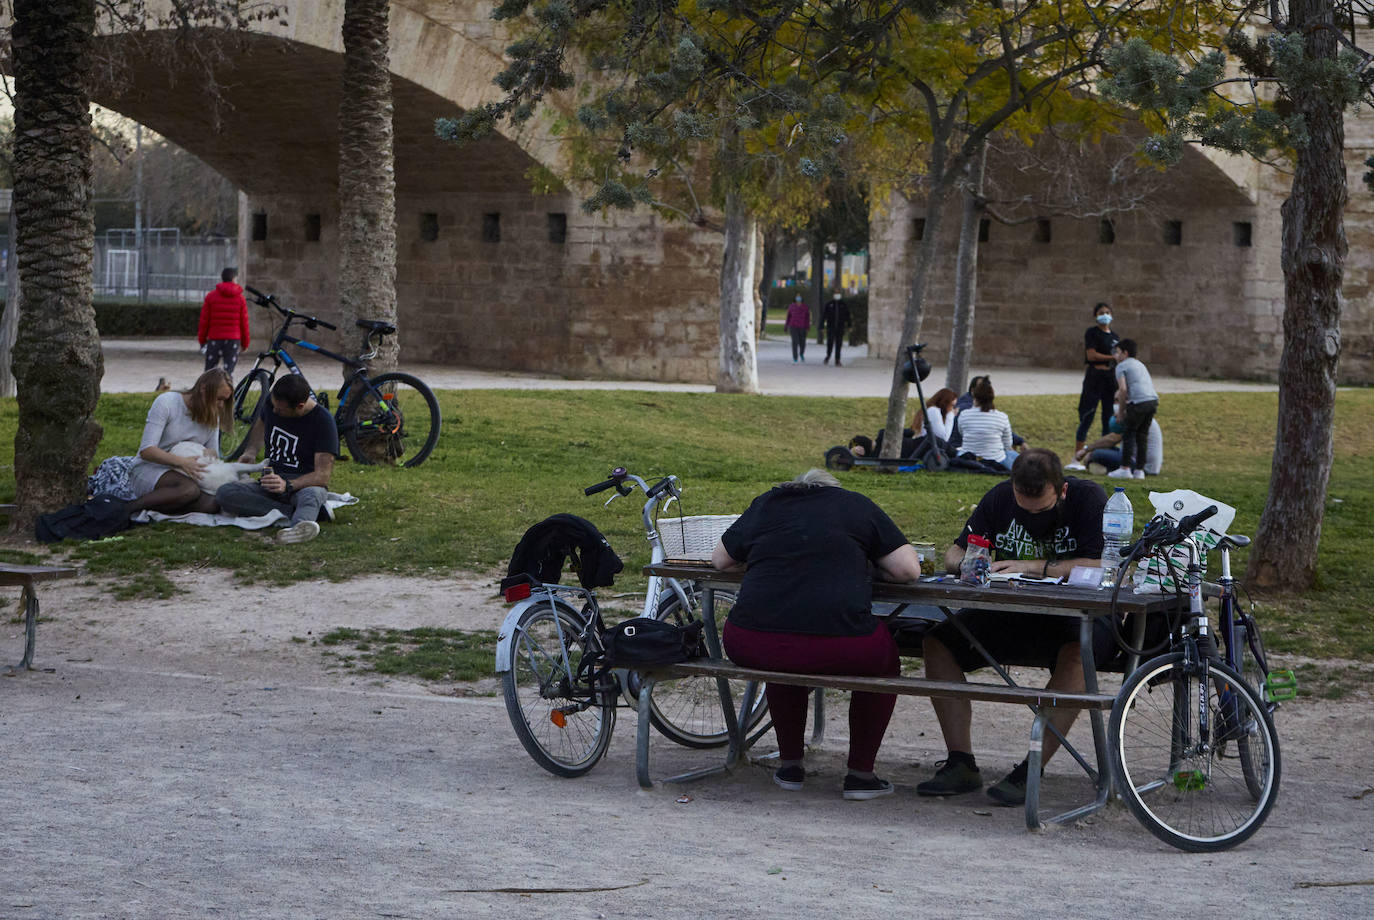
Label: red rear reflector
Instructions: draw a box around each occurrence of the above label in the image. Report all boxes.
[550,710,567,728]
[504,583,532,602]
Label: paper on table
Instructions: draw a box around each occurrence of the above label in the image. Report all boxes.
[988,572,1065,584]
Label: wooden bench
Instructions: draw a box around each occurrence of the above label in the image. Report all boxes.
[634,659,1117,828]
[0,505,79,671]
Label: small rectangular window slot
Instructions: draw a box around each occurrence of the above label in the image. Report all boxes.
[482,212,501,243]
[1164,220,1183,245]
[547,212,567,244]
[304,213,321,242]
[251,212,267,241]
[1099,219,1115,244]
[1033,218,1051,243]
[420,212,439,242]
[1233,221,1252,247]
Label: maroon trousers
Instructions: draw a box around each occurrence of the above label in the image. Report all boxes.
[722,620,899,772]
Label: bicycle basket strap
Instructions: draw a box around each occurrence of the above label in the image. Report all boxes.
[600,617,706,668]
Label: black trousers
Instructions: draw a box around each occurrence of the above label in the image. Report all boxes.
[1075,366,1116,442]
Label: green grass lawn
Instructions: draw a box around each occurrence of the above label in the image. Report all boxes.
[3,387,1372,664]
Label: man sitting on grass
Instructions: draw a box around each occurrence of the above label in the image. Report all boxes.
[216,375,337,545]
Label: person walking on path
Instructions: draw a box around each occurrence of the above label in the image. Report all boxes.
[784,293,811,363]
[1108,338,1159,480]
[199,267,251,374]
[1074,302,1119,457]
[821,291,850,366]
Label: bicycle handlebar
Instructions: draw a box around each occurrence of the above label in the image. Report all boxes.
[1123,505,1219,559]
[244,285,338,331]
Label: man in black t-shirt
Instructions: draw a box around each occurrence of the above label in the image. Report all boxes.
[216,374,339,544]
[917,448,1108,806]
[1075,302,1120,456]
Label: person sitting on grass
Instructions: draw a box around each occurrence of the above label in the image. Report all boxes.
[1065,410,1164,476]
[126,369,233,516]
[712,468,922,800]
[215,374,338,545]
[917,448,1108,806]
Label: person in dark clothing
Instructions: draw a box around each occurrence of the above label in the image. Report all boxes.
[916,448,1108,807]
[215,374,338,545]
[712,469,921,800]
[199,267,251,374]
[821,291,850,366]
[1074,302,1120,456]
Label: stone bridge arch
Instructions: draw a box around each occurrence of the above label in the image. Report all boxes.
[70,1,723,380]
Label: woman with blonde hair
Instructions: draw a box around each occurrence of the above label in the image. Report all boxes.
[127,368,233,514]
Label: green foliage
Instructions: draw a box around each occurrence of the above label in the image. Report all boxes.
[4,388,1373,664]
[2,299,200,337]
[317,626,499,682]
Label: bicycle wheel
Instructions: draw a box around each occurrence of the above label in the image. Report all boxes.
[1111,653,1280,852]
[1229,620,1271,799]
[501,602,615,777]
[645,593,770,749]
[223,369,271,460]
[341,372,441,468]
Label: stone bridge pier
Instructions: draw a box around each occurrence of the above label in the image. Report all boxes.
[82,1,723,382]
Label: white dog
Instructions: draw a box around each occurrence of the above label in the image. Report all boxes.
[168,441,270,494]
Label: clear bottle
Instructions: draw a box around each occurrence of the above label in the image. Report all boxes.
[961,534,993,587]
[1100,487,1134,588]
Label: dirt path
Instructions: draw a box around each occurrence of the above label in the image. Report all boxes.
[3,571,1372,919]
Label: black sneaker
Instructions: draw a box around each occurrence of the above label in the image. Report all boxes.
[986,761,1030,807]
[915,757,983,796]
[842,774,894,801]
[773,765,805,791]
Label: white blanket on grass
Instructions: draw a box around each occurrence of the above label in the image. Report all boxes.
[132,492,358,530]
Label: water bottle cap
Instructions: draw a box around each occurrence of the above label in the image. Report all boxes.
[1114,486,1126,492]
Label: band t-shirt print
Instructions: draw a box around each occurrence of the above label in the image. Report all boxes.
[261,402,340,479]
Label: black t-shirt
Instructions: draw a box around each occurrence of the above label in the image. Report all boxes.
[722,485,910,637]
[261,402,339,479]
[953,478,1106,562]
[1084,326,1119,367]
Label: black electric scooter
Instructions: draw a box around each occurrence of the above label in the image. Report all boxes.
[823,343,950,472]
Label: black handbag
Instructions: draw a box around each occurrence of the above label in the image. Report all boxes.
[601,617,706,668]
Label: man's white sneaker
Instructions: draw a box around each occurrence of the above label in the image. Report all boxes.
[277,520,320,544]
[1106,468,1134,479]
[1064,460,1087,471]
[1133,469,1146,479]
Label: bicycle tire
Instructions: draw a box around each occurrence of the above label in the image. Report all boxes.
[223,369,271,460]
[501,601,615,777]
[645,593,770,749]
[340,371,441,468]
[1110,653,1280,852]
[1231,620,1270,799]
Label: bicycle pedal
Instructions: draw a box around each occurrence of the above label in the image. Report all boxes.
[1172,770,1207,792]
[1264,669,1297,702]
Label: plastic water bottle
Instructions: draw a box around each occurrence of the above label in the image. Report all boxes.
[1100,487,1134,588]
[961,534,992,586]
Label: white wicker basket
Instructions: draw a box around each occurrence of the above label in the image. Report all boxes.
[657,514,739,560]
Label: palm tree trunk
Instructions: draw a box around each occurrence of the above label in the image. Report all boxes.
[1246,0,1345,590]
[0,206,20,398]
[716,191,759,393]
[338,0,398,375]
[10,0,104,534]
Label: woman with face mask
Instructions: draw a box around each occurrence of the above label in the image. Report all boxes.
[1074,302,1120,457]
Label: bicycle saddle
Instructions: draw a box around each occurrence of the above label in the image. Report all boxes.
[356,319,397,335]
[1217,534,1251,549]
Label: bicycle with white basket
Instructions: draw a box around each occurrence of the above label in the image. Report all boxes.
[495,467,769,776]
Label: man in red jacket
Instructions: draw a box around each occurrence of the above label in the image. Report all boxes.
[199,267,251,373]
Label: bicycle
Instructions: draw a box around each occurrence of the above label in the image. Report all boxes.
[494,467,769,777]
[224,286,441,468]
[1105,505,1290,852]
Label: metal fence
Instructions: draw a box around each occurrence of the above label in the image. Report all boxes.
[93,229,237,302]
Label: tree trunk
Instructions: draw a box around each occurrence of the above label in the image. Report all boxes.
[809,229,824,342]
[9,0,104,535]
[757,227,776,332]
[879,177,956,458]
[1246,0,1346,591]
[716,191,759,393]
[0,205,19,398]
[946,144,986,393]
[338,0,398,375]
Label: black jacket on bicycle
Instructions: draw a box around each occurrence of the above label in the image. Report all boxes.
[505,513,624,590]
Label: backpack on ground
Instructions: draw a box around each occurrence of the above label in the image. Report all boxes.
[35,494,137,543]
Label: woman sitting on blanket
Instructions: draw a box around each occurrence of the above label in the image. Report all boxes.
[711,469,922,800]
[126,369,233,515]
[848,389,958,462]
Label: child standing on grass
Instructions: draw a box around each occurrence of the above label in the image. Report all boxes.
[1110,338,1159,480]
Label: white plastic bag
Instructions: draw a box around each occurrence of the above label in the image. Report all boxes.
[1133,489,1237,593]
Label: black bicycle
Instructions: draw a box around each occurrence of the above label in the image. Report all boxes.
[224,287,441,468]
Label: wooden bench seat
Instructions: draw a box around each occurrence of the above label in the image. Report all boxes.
[1,562,79,671]
[658,660,1117,710]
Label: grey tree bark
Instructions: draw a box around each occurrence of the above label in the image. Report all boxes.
[0,206,19,398]
[338,0,398,375]
[9,0,104,534]
[716,190,759,393]
[1246,0,1346,591]
[809,229,824,342]
[946,144,986,393]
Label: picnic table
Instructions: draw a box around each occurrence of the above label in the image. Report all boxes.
[638,562,1184,830]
